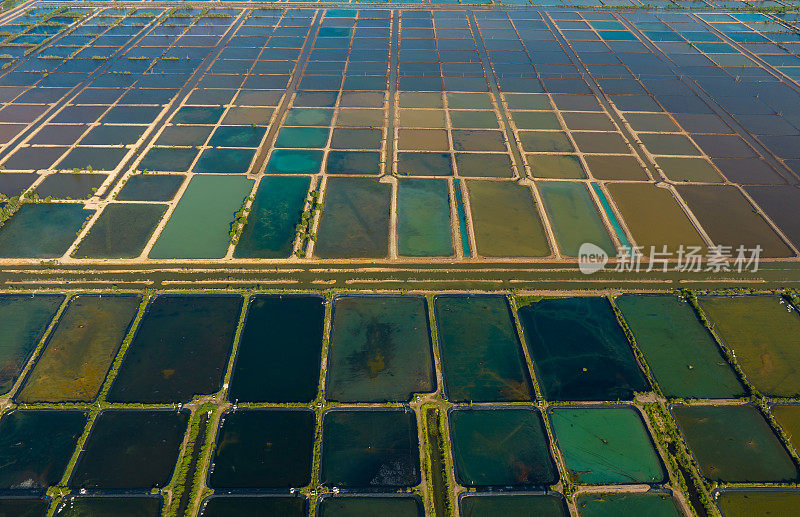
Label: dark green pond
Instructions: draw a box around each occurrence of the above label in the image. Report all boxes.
[108,295,242,403]
[435,295,532,402]
[0,204,94,258]
[327,295,435,402]
[115,175,184,202]
[698,296,800,398]
[69,410,189,490]
[0,410,87,490]
[716,489,800,517]
[55,496,162,517]
[397,179,453,257]
[0,294,63,394]
[73,204,166,258]
[459,494,569,517]
[449,407,557,487]
[200,496,307,517]
[34,174,107,200]
[518,297,648,401]
[318,496,423,517]
[549,406,665,485]
[229,295,324,403]
[616,295,743,399]
[575,492,682,517]
[234,176,310,258]
[315,178,390,258]
[672,404,799,483]
[320,409,419,488]
[18,294,140,403]
[209,409,315,489]
[0,497,48,517]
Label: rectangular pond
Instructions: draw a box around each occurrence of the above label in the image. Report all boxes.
[575,492,682,517]
[318,496,423,517]
[715,490,800,517]
[149,175,253,259]
[549,406,665,485]
[607,183,705,254]
[108,295,241,403]
[315,177,390,258]
[69,409,189,490]
[459,494,568,517]
[73,204,167,259]
[200,496,307,517]
[228,295,324,403]
[17,294,140,403]
[615,294,743,399]
[320,408,419,488]
[698,296,800,398]
[0,294,63,395]
[434,295,532,403]
[233,176,310,259]
[56,496,162,517]
[397,179,453,257]
[537,181,614,257]
[518,297,648,401]
[466,180,549,257]
[209,409,315,489]
[0,409,87,491]
[0,204,94,259]
[327,295,435,402]
[449,407,557,488]
[671,404,799,484]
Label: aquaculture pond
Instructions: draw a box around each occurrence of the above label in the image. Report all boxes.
[149,175,253,259]
[449,407,557,487]
[459,494,569,517]
[209,409,315,489]
[115,174,184,202]
[108,295,241,403]
[0,204,94,258]
[575,492,682,517]
[200,496,307,517]
[0,410,87,490]
[745,185,800,249]
[17,295,140,403]
[327,295,434,402]
[0,498,48,517]
[466,180,549,257]
[715,490,800,517]
[606,183,705,254]
[228,295,324,403]
[318,496,423,517]
[549,406,665,485]
[69,410,189,490]
[615,295,743,399]
[320,409,419,488]
[397,179,453,257]
[73,204,167,258]
[698,296,800,398]
[233,176,310,258]
[677,185,792,258]
[55,496,162,517]
[672,404,799,483]
[770,404,800,453]
[0,294,63,395]
[434,295,532,402]
[315,178,390,258]
[537,182,614,257]
[518,297,648,401]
